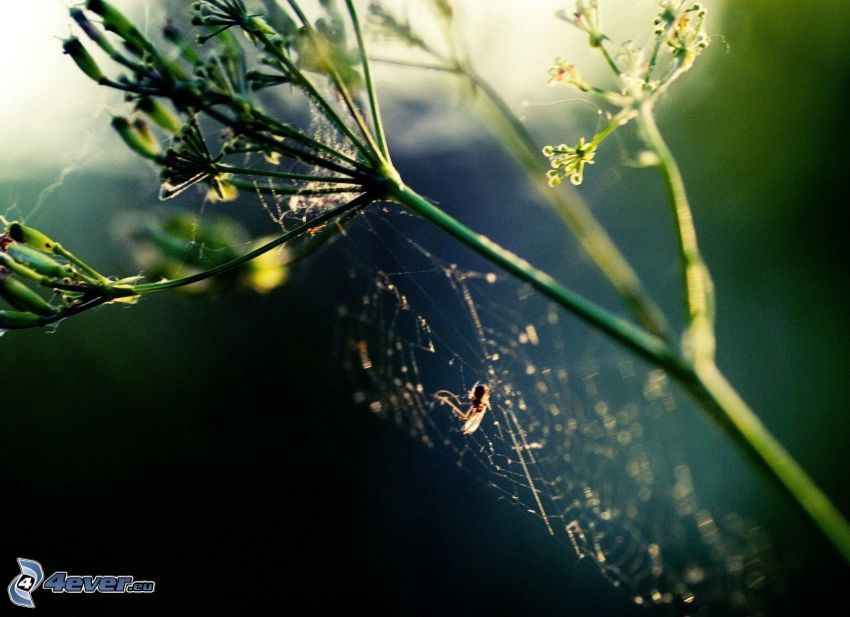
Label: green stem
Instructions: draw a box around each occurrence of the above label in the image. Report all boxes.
[228,179,361,195]
[372,55,669,339]
[389,182,682,372]
[637,103,715,360]
[246,18,377,165]
[371,57,457,73]
[597,42,621,76]
[282,2,385,164]
[692,361,850,563]
[634,104,850,559]
[217,165,360,183]
[52,244,111,285]
[588,107,637,150]
[243,105,368,171]
[202,105,370,179]
[644,32,666,82]
[345,0,390,161]
[132,192,371,293]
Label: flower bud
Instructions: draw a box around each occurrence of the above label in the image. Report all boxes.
[0,309,44,330]
[86,0,148,52]
[62,37,105,83]
[70,7,119,57]
[136,98,182,133]
[7,222,59,252]
[162,21,200,65]
[111,116,163,160]
[4,244,71,279]
[0,276,57,316]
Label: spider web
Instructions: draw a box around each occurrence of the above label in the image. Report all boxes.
[322,206,774,616]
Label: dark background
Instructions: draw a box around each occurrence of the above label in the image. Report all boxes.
[2,1,849,615]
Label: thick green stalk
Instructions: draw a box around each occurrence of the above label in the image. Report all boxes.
[637,103,715,362]
[635,103,850,560]
[692,361,850,562]
[388,181,682,373]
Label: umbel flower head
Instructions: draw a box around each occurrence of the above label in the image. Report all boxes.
[542,138,597,186]
[557,0,606,47]
[159,123,237,201]
[548,57,591,91]
[542,1,712,189]
[665,3,709,68]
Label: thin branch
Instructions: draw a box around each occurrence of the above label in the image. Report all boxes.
[133,192,372,293]
[638,104,715,361]
[345,0,390,161]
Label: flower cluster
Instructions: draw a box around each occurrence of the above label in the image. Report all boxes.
[557,0,605,47]
[65,0,377,210]
[543,1,710,188]
[548,57,591,91]
[665,3,708,68]
[542,138,597,186]
[159,123,236,201]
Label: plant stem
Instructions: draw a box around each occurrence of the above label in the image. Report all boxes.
[692,361,850,562]
[588,107,637,150]
[227,179,360,195]
[132,192,371,293]
[637,103,715,360]
[388,181,682,372]
[372,55,669,339]
[247,19,377,166]
[282,1,385,164]
[202,106,369,179]
[217,165,359,183]
[345,0,390,161]
[597,42,621,76]
[635,103,850,560]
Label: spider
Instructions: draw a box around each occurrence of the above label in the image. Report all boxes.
[434,382,491,435]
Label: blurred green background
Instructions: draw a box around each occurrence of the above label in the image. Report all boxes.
[1,0,849,614]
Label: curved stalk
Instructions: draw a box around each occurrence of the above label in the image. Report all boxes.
[132,192,371,293]
[388,182,683,373]
[345,0,391,161]
[692,361,850,562]
[637,103,715,361]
